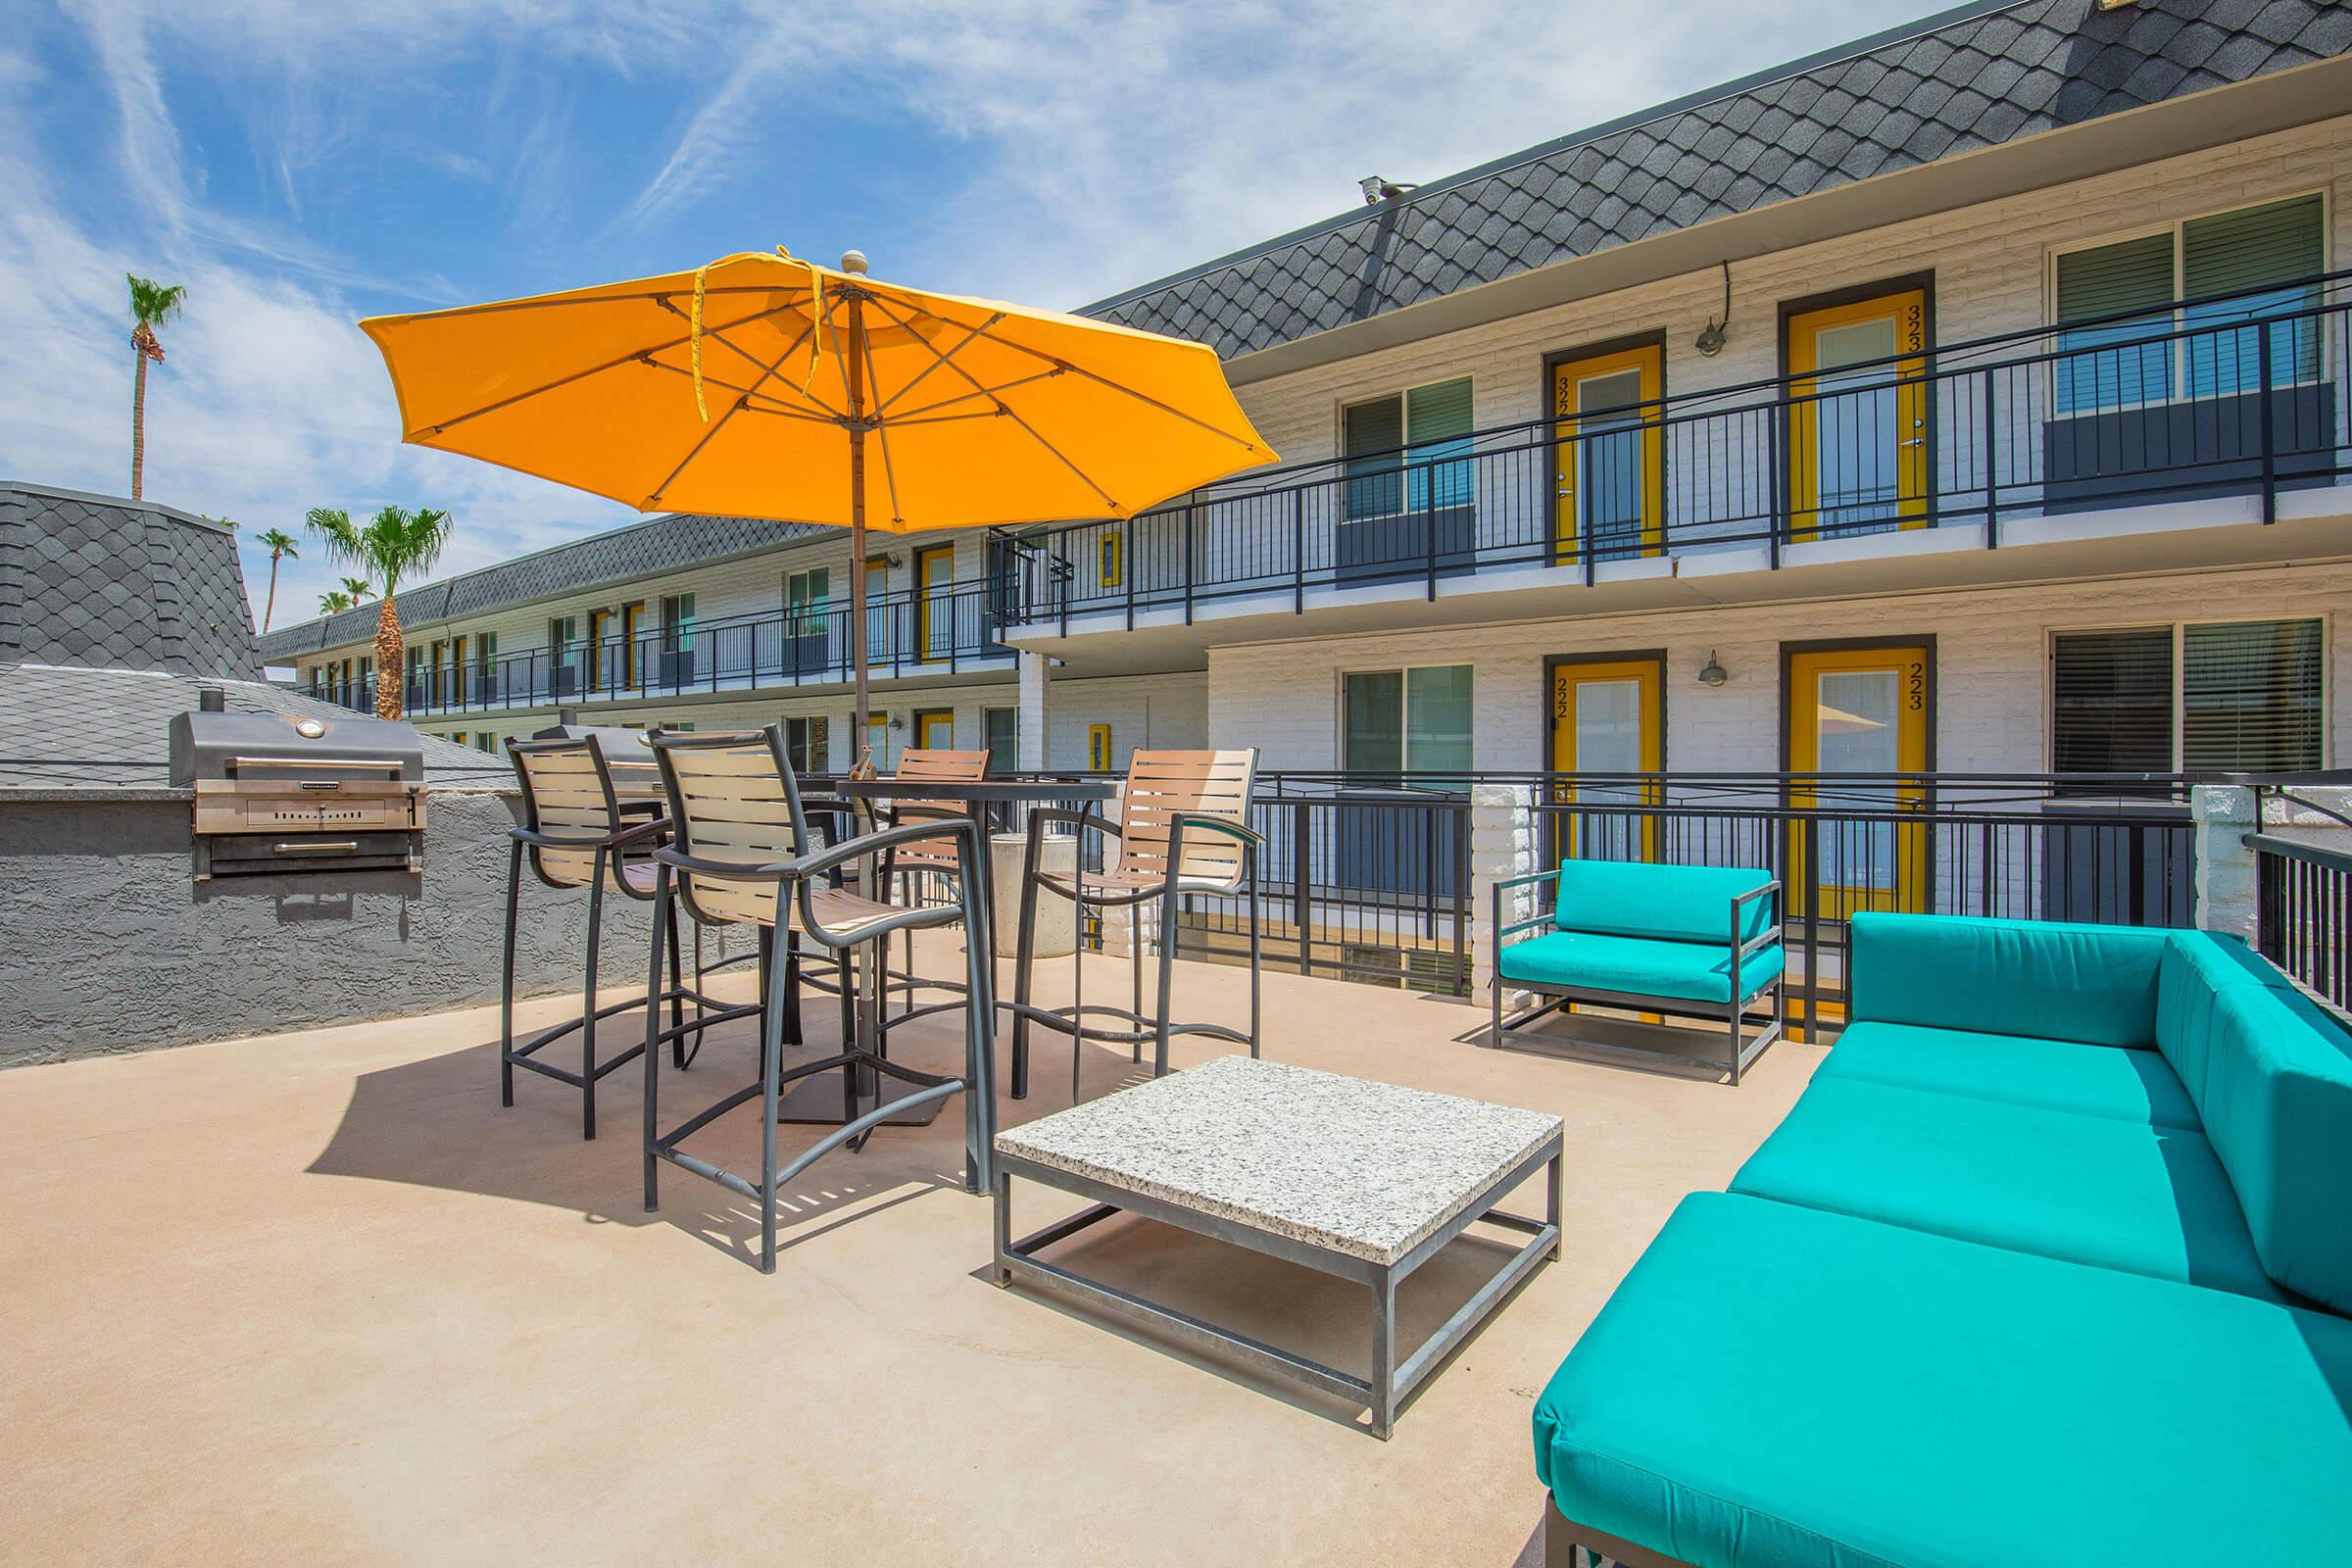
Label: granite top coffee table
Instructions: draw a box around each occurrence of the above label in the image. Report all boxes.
[991,1054,1564,1439]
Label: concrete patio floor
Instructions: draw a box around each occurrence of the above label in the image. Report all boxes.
[0,942,1820,1566]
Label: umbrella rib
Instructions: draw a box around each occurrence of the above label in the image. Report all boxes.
[861,293,1120,509]
[871,407,906,526]
[950,316,1263,451]
[636,359,833,420]
[411,300,816,437]
[869,312,1004,416]
[640,327,815,508]
[884,368,1064,422]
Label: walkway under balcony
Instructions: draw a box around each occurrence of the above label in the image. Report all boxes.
[353,583,1017,719]
[0,944,1820,1566]
[1003,272,2352,662]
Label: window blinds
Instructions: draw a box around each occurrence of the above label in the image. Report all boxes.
[1343,395,1405,519]
[2182,195,2324,300]
[2055,233,2176,324]
[2181,618,2323,772]
[1405,378,1474,511]
[2052,629,2174,774]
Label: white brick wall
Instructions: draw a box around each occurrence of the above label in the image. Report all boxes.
[1207,562,2352,774]
[1229,118,2351,472]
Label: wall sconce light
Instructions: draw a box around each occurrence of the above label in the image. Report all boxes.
[1694,260,1732,358]
[888,714,906,730]
[1697,651,1728,687]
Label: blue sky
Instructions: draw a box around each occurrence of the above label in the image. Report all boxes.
[0,0,1928,627]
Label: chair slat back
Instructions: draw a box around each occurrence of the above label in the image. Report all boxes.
[654,728,806,928]
[890,747,990,872]
[510,738,618,890]
[1114,749,1258,886]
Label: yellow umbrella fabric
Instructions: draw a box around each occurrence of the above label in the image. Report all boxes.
[364,248,1272,526]
[362,247,1274,743]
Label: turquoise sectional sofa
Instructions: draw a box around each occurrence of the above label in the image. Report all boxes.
[1532,914,2352,1568]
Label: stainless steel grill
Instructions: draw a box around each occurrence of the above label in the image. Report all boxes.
[170,706,427,878]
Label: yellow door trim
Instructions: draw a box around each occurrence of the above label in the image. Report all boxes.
[1548,656,1666,861]
[1551,344,1664,564]
[913,709,954,749]
[1087,723,1112,771]
[1786,289,1928,539]
[1786,642,1931,919]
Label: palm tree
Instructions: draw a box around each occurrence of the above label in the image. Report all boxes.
[319,590,355,614]
[255,527,298,630]
[306,505,455,719]
[126,275,187,500]
[339,576,375,603]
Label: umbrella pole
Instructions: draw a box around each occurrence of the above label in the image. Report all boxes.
[847,289,871,764]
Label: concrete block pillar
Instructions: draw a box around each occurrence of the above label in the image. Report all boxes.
[1471,782,1541,1008]
[1016,652,1052,772]
[2192,785,2259,942]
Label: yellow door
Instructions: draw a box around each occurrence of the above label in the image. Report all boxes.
[587,610,612,692]
[1548,657,1665,861]
[914,545,954,662]
[913,710,954,749]
[1787,643,1930,918]
[1552,345,1663,564]
[1787,290,1928,539]
[1087,724,1112,771]
[620,602,645,688]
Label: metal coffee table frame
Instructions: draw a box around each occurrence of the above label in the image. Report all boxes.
[992,1131,1563,1440]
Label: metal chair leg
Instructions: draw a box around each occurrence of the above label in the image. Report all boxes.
[643,869,669,1213]
[1153,885,1179,1078]
[759,928,789,1274]
[665,892,687,1068]
[1247,857,1262,1059]
[1012,848,1042,1101]
[500,837,521,1107]
[582,849,607,1142]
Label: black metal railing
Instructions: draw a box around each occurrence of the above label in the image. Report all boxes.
[393,582,1012,715]
[2247,785,2352,1015]
[1006,270,2352,630]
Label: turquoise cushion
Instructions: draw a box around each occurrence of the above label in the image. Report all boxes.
[1555,860,1775,946]
[1534,1193,2352,1568]
[1820,1019,2200,1129]
[1729,1077,2283,1300]
[2155,929,2313,1102]
[1848,912,2168,1047]
[1499,930,1783,1005]
[2163,968,2352,1315]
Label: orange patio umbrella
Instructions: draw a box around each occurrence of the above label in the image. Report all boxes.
[361,247,1274,747]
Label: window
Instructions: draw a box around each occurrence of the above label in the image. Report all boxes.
[1342,664,1473,776]
[662,593,696,651]
[785,714,829,774]
[786,568,829,634]
[2052,619,2323,773]
[2053,194,2325,413]
[548,614,579,698]
[1343,378,1473,520]
[984,707,1017,773]
[474,732,496,754]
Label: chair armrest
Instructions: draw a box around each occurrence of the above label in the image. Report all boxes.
[1494,867,1562,944]
[512,826,618,850]
[794,817,978,877]
[1731,880,1783,958]
[652,845,805,881]
[609,815,671,849]
[1174,813,1264,850]
[1026,806,1119,842]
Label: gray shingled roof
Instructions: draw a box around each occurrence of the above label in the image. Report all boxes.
[259,510,824,662]
[2,483,262,678]
[1081,0,2352,359]
[0,661,500,792]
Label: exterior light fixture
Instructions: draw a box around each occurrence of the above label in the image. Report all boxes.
[1697,651,1728,687]
[1695,260,1732,357]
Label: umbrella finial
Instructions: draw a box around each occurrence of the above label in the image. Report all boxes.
[840,250,869,275]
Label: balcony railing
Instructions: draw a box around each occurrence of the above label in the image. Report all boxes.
[2247,784,2352,1017]
[1005,270,2352,630]
[364,583,1013,717]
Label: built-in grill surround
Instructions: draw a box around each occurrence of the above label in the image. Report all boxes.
[171,709,429,879]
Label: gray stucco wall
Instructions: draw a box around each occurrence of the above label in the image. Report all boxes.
[0,788,735,1067]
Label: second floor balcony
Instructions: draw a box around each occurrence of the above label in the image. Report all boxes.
[324,582,1016,717]
[1003,271,2352,635]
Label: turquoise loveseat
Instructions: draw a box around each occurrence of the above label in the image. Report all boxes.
[1532,913,2352,1568]
[1493,859,1786,1084]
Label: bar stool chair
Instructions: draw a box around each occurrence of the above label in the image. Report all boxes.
[640,725,998,1274]
[1011,748,1265,1102]
[500,735,760,1140]
[870,747,992,1032]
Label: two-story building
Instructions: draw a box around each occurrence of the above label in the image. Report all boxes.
[264,0,2352,843]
